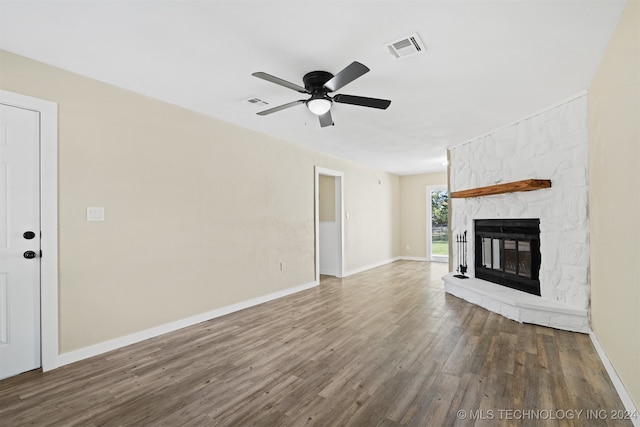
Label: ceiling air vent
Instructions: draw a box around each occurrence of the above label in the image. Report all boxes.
[384,33,426,60]
[242,97,270,108]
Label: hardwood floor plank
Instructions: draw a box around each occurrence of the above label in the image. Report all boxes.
[448,372,487,427]
[0,261,631,426]
[404,372,461,427]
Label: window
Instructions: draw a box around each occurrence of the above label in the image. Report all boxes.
[429,188,449,262]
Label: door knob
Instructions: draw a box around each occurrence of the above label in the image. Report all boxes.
[23,251,37,259]
[23,231,36,240]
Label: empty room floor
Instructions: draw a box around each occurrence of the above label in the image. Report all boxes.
[0,261,631,426]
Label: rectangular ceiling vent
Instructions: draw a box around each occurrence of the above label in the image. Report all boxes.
[384,33,426,60]
[242,97,269,108]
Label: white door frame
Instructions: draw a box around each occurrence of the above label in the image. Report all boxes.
[314,166,344,282]
[0,90,59,372]
[426,185,448,263]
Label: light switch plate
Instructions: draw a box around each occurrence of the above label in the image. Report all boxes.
[87,206,105,222]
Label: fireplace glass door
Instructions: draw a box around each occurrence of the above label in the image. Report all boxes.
[480,237,502,270]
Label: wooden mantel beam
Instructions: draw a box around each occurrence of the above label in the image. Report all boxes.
[450,179,551,198]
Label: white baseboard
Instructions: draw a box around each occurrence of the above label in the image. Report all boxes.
[399,256,449,263]
[57,280,319,367]
[589,330,640,427]
[400,256,430,262]
[343,257,401,277]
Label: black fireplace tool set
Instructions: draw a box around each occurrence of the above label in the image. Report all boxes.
[454,230,469,279]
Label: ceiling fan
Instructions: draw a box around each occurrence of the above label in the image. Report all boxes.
[252,61,391,127]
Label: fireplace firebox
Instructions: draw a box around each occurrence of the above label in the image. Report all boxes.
[474,219,541,296]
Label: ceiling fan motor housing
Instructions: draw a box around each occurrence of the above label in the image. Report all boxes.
[303,71,334,93]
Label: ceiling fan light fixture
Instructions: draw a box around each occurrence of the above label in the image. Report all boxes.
[307,97,332,115]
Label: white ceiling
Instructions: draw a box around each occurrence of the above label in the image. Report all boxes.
[0,0,626,175]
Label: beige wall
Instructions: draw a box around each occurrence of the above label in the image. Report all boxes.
[318,175,336,222]
[399,172,448,259]
[0,50,401,353]
[588,0,640,409]
[342,170,400,271]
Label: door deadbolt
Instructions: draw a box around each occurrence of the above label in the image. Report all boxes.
[23,251,37,259]
[23,231,36,240]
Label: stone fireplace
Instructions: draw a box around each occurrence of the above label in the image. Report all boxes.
[443,94,590,333]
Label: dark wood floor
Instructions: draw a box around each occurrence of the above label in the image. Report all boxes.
[0,261,631,426]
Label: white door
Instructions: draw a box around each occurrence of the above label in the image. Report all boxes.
[0,103,41,380]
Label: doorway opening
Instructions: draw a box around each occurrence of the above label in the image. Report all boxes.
[427,186,449,262]
[314,167,344,282]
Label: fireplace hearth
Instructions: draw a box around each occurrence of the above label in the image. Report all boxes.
[474,219,541,296]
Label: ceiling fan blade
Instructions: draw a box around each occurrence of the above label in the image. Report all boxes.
[324,61,370,92]
[256,100,305,115]
[318,110,334,127]
[333,94,391,110]
[252,72,309,93]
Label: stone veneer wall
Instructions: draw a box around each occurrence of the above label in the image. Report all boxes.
[449,94,589,309]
